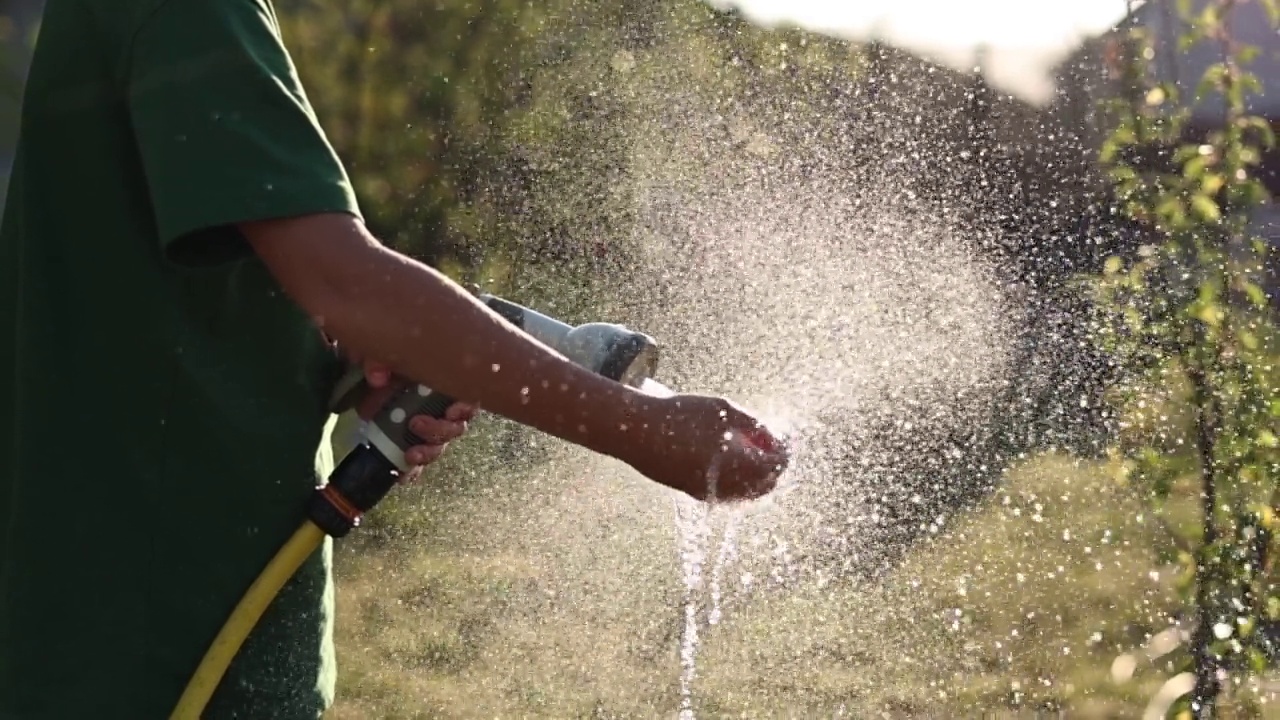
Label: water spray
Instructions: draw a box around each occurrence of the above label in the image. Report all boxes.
[169,290,665,719]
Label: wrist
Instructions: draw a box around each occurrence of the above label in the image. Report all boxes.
[598,388,667,466]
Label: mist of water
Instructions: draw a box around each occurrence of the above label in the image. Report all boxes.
[337,29,1082,720]
[629,161,1015,713]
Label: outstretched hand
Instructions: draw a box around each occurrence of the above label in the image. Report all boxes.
[626,393,789,503]
[351,359,477,482]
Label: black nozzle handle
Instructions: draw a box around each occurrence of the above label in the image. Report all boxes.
[367,384,457,468]
[308,444,399,538]
[311,385,457,538]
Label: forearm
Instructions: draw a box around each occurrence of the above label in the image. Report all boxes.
[242,214,655,462]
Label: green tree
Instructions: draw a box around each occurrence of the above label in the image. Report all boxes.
[276,0,687,316]
[1091,0,1279,715]
[276,0,867,298]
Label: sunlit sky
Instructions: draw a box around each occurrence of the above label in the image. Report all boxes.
[710,0,1132,103]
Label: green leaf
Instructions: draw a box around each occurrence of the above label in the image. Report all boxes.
[1256,505,1277,531]
[1174,143,1204,163]
[1200,173,1225,196]
[1263,0,1280,27]
[1157,196,1188,227]
[1239,116,1276,149]
[1248,647,1268,673]
[1197,4,1223,31]
[1240,74,1264,98]
[1190,193,1220,221]
[1243,281,1268,308]
[1242,179,1270,206]
[1112,125,1137,146]
[1109,164,1137,184]
[1192,300,1225,326]
[1183,155,1208,178]
[1104,256,1125,275]
[1197,64,1227,101]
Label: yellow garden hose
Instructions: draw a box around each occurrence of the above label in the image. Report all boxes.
[165,293,666,718]
[168,521,327,720]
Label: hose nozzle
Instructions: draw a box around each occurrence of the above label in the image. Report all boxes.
[477,294,659,389]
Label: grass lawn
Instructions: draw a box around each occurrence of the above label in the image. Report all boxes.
[324,446,1280,719]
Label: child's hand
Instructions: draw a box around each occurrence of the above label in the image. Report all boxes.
[353,359,477,482]
[626,394,789,502]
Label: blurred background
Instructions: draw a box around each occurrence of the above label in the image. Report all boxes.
[4,0,1280,717]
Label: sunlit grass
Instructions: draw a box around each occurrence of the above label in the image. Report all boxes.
[694,453,1183,717]
[326,449,1278,718]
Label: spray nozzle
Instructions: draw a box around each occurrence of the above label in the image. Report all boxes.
[477,294,660,389]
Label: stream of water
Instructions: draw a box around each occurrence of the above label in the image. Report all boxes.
[673,497,710,720]
[641,377,712,717]
[643,376,749,716]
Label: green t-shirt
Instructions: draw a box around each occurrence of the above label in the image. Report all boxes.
[0,0,362,717]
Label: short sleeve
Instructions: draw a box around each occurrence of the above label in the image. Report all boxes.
[127,0,362,267]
